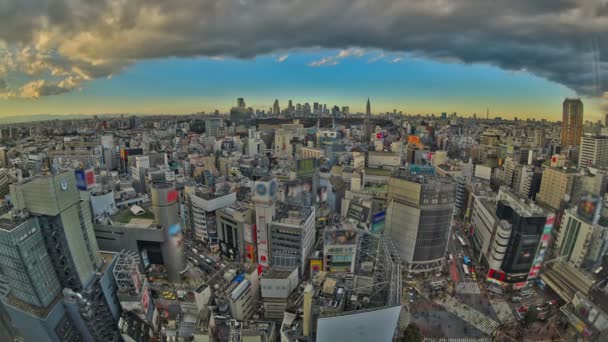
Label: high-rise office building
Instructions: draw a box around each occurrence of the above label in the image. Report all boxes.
[579,135,608,168]
[1,172,120,341]
[385,170,456,273]
[204,117,224,138]
[237,97,246,108]
[366,98,371,117]
[562,98,583,148]
[482,187,552,291]
[273,99,280,116]
[556,207,608,271]
[536,167,577,211]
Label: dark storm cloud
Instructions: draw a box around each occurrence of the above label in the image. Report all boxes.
[0,0,606,98]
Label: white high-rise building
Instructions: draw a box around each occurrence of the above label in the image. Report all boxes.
[579,135,608,168]
[253,178,278,267]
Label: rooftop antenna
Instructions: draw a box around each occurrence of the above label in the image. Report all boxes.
[486,108,489,120]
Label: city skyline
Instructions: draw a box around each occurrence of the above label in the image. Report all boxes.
[1,1,607,121]
[0,52,604,121]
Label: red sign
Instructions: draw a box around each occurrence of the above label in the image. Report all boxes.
[167,190,178,203]
[85,170,95,186]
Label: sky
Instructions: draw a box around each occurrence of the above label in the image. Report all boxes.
[0,0,607,121]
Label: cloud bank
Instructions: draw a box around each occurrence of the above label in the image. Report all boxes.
[0,0,606,98]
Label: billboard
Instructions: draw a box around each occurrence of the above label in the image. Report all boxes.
[167,223,184,248]
[409,164,435,175]
[296,158,318,177]
[244,224,254,244]
[371,211,386,234]
[317,186,328,203]
[527,214,555,281]
[310,258,323,277]
[75,169,95,190]
[141,281,153,319]
[487,268,506,283]
[324,229,358,246]
[346,202,369,222]
[245,244,256,263]
[285,178,314,206]
[577,193,602,225]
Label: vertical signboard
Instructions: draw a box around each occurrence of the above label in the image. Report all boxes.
[527,214,555,281]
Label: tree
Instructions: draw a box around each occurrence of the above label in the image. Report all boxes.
[401,323,423,342]
[523,307,538,327]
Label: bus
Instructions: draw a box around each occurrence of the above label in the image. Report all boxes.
[456,234,467,247]
[462,264,470,276]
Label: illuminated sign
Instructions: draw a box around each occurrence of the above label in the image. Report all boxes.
[310,259,323,277]
[527,214,555,281]
[245,245,256,263]
[371,211,386,234]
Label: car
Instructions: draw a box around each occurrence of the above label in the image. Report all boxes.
[548,299,559,306]
[511,296,522,303]
[517,306,529,313]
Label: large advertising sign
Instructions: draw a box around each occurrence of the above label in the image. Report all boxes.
[346,202,369,222]
[141,281,153,319]
[371,211,386,234]
[244,224,254,244]
[409,164,435,175]
[285,178,314,206]
[310,258,323,277]
[75,169,95,190]
[296,158,318,177]
[577,193,602,225]
[168,223,184,248]
[324,229,358,246]
[256,217,269,267]
[245,244,256,263]
[527,214,555,281]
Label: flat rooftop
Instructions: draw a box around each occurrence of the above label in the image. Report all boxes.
[274,202,313,225]
[110,206,156,227]
[391,169,454,185]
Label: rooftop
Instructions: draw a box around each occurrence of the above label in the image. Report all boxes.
[111,206,155,226]
[391,168,454,185]
[274,202,313,226]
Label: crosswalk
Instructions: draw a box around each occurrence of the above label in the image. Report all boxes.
[455,281,481,295]
[489,299,516,324]
[434,296,500,336]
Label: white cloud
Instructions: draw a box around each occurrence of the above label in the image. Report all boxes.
[367,53,385,64]
[309,48,367,67]
[276,54,289,62]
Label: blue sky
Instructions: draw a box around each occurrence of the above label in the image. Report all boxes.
[0,49,601,121]
[1,0,606,121]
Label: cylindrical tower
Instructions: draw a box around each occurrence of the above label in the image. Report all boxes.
[151,182,186,282]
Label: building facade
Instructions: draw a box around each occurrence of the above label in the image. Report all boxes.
[562,98,584,148]
[385,170,456,273]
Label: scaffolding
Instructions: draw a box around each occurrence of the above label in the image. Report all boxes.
[113,250,143,295]
[353,232,402,307]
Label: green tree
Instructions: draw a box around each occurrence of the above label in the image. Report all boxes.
[401,323,423,342]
